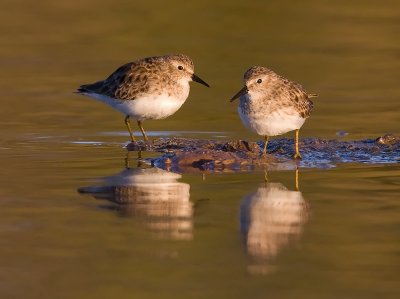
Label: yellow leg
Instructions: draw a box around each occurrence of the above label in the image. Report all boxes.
[125,150,145,169]
[294,129,302,159]
[262,136,269,157]
[295,168,299,191]
[124,115,136,143]
[137,150,145,167]
[137,120,149,142]
[125,150,131,169]
[264,169,268,183]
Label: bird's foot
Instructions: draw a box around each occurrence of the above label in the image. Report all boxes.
[127,140,147,152]
[144,138,154,150]
[294,152,302,160]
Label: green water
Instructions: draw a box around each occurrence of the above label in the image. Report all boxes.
[0,1,399,298]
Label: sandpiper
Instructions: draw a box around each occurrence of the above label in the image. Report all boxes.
[76,54,209,143]
[230,66,316,159]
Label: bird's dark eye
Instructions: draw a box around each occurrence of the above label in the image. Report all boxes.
[178,66,184,70]
[257,79,262,84]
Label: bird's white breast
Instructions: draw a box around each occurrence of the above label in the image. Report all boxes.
[238,93,305,136]
[238,106,305,136]
[84,88,190,121]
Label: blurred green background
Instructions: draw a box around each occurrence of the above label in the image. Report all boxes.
[1,0,399,140]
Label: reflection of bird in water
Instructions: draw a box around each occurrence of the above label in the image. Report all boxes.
[78,166,193,240]
[240,172,308,274]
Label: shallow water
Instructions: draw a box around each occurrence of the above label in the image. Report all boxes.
[1,136,399,298]
[1,1,400,298]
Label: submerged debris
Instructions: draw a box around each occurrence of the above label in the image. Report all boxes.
[376,134,400,146]
[126,134,400,172]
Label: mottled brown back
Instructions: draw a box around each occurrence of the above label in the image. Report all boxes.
[241,66,316,118]
[280,78,315,118]
[77,55,191,101]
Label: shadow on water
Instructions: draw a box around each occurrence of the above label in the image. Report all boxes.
[78,152,194,240]
[240,170,308,275]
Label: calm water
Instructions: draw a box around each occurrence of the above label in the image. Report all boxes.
[1,1,399,298]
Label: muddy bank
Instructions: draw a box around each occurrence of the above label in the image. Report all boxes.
[126,134,400,172]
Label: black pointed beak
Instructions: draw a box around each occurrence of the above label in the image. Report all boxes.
[230,86,248,102]
[192,74,210,87]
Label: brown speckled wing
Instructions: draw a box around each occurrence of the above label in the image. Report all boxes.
[297,96,314,118]
[78,57,162,101]
[280,79,315,118]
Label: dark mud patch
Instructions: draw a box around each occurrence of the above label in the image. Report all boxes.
[126,134,400,172]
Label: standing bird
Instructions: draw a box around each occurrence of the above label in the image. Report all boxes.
[76,54,209,143]
[230,66,316,159]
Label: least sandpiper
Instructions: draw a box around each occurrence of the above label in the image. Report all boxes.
[230,66,317,159]
[76,54,209,143]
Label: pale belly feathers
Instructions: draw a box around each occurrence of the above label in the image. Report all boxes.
[84,91,189,121]
[238,106,305,136]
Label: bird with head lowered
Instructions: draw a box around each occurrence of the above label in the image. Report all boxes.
[230,66,316,159]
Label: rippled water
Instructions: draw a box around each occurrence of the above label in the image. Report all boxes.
[1,1,399,298]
